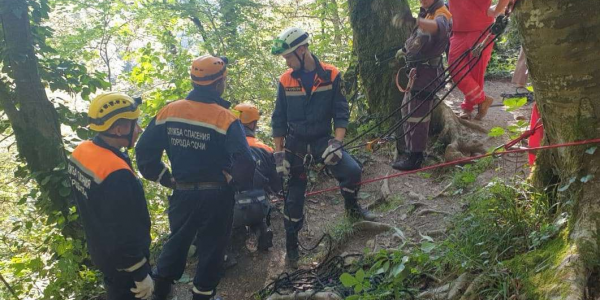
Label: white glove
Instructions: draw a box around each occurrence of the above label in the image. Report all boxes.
[322,139,343,166]
[274,151,290,176]
[395,48,407,61]
[130,274,154,299]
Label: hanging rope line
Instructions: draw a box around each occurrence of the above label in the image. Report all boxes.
[307,137,600,198]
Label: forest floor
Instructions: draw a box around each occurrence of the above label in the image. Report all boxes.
[169,79,534,300]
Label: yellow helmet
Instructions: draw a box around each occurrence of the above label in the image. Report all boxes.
[88,92,141,132]
[233,103,260,124]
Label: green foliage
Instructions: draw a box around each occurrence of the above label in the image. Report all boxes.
[339,238,438,299]
[441,179,555,271]
[450,156,494,192]
[486,21,521,79]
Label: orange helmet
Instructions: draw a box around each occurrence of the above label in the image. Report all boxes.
[233,103,260,124]
[190,55,228,86]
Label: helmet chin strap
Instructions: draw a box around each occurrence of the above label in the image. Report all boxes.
[100,119,137,149]
[293,50,306,72]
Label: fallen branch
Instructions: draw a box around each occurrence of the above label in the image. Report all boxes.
[266,291,342,300]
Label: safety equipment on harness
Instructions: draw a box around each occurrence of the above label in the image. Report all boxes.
[130,274,154,299]
[322,139,343,166]
[271,27,310,56]
[233,103,260,124]
[88,92,141,132]
[233,189,271,228]
[395,48,407,61]
[190,55,228,86]
[274,151,290,176]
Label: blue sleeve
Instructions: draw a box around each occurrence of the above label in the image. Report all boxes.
[271,82,288,137]
[135,117,174,187]
[103,171,151,282]
[435,14,451,38]
[225,120,256,190]
[332,74,349,129]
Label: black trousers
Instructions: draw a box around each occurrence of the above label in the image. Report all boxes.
[154,187,235,295]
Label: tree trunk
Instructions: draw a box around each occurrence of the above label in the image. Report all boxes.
[0,0,73,227]
[348,0,412,119]
[348,0,485,157]
[516,1,600,299]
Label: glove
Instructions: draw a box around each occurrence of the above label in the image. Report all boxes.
[274,151,290,177]
[392,10,416,29]
[322,139,343,166]
[395,48,407,61]
[130,274,154,299]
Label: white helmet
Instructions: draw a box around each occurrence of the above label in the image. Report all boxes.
[271,27,310,56]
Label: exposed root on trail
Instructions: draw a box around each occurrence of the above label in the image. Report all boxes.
[431,103,487,162]
[352,220,395,233]
[266,291,343,300]
[416,209,451,217]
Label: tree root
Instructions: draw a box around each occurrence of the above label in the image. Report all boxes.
[381,172,392,198]
[431,103,488,161]
[423,229,447,238]
[266,291,342,300]
[417,283,450,299]
[352,221,395,233]
[459,273,488,300]
[390,201,427,214]
[416,209,451,217]
[448,273,473,300]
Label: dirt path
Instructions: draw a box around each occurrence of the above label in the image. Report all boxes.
[169,79,533,300]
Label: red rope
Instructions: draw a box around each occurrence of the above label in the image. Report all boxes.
[305,137,600,197]
[502,121,543,150]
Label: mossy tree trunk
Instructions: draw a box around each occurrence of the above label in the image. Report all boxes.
[516,1,600,298]
[0,0,74,232]
[348,0,412,118]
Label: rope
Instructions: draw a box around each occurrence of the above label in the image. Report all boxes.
[306,137,600,198]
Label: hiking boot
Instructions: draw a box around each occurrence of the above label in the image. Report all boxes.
[391,152,423,171]
[223,253,238,270]
[152,277,173,300]
[257,225,274,252]
[475,96,494,120]
[286,247,299,269]
[346,205,377,221]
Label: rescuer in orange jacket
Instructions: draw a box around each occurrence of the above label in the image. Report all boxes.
[135,55,255,300]
[231,103,281,251]
[271,27,376,269]
[68,92,153,300]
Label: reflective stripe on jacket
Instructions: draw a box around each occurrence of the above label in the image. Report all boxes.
[136,87,255,189]
[68,137,151,280]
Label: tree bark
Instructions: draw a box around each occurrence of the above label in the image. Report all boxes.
[515,1,600,299]
[1,0,72,221]
[348,0,412,119]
